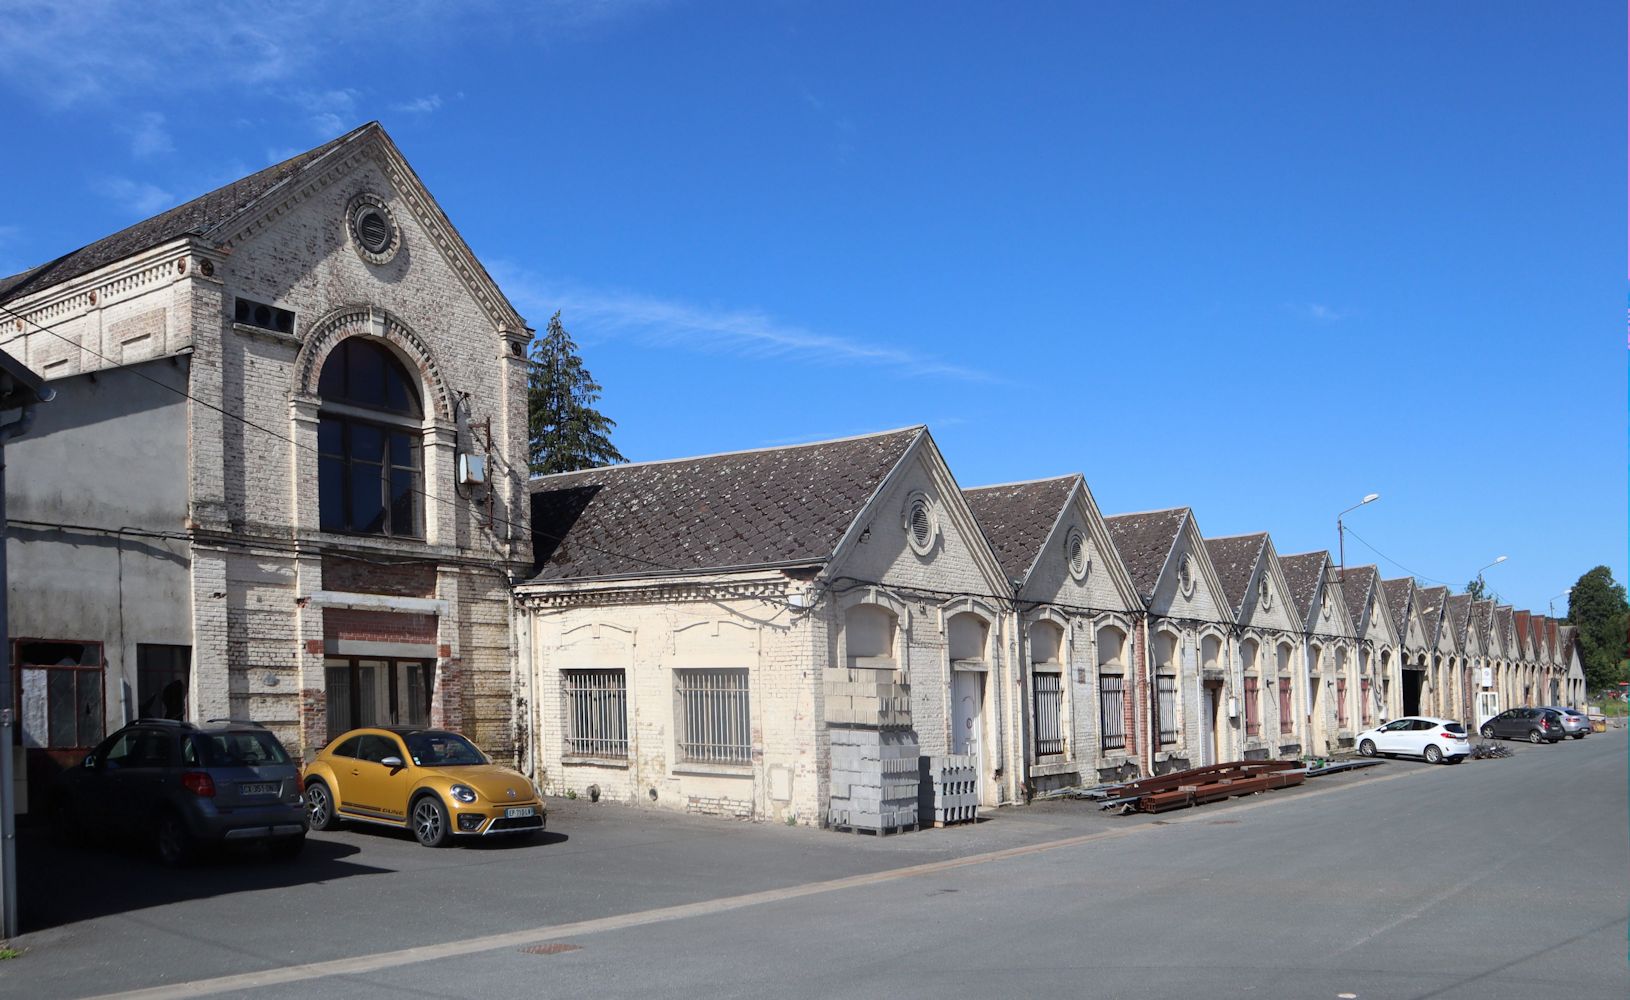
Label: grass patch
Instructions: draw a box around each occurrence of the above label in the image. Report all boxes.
[0,946,22,960]
[1594,700,1628,717]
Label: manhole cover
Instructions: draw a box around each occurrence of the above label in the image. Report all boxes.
[519,943,582,956]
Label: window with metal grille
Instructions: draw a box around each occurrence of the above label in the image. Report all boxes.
[1279,679,1294,734]
[563,669,628,759]
[13,639,104,750]
[1243,676,1261,737]
[1336,677,1349,728]
[1033,671,1063,756]
[1360,678,1372,725]
[676,669,751,764]
[1099,674,1125,751]
[1155,674,1177,745]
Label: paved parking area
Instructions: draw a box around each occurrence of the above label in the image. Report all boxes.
[2,733,1622,999]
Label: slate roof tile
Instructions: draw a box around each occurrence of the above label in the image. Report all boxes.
[527,427,922,581]
[1382,578,1416,640]
[1279,551,1330,622]
[1446,593,1473,644]
[1415,586,1449,646]
[1201,533,1266,617]
[1104,508,1189,603]
[1340,565,1379,631]
[962,476,1076,584]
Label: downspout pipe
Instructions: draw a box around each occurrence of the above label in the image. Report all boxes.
[1,396,45,940]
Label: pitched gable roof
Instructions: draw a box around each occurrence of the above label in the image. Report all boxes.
[1340,565,1379,631]
[1415,586,1449,646]
[1513,610,1532,657]
[1473,599,1497,647]
[1278,551,1329,623]
[1202,533,1267,617]
[1446,593,1473,645]
[1,127,365,305]
[963,475,1076,584]
[1495,605,1515,653]
[1382,578,1416,638]
[1105,508,1189,603]
[527,427,923,582]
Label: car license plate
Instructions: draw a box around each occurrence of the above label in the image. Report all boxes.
[239,782,278,796]
[505,806,535,819]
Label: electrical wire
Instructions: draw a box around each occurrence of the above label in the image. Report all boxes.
[1340,525,1451,587]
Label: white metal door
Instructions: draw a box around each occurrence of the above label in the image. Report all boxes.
[952,671,982,773]
[1200,685,1217,765]
[1475,692,1500,730]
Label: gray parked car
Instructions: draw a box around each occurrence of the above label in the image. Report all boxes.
[51,719,308,865]
[1479,707,1565,744]
[1537,706,1590,739]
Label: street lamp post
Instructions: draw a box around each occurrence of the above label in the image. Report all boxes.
[1335,493,1381,583]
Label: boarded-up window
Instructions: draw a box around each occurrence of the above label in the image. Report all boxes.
[1279,679,1294,735]
[1243,676,1261,737]
[1336,677,1349,728]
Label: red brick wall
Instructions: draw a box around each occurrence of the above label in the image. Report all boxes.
[322,608,438,645]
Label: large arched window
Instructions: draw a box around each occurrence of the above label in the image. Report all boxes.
[317,338,424,536]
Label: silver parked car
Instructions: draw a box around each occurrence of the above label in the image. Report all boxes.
[1537,706,1589,739]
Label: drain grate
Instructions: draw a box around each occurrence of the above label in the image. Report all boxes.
[519,943,582,956]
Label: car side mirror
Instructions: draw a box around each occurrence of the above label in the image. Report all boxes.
[381,756,405,770]
[83,755,97,769]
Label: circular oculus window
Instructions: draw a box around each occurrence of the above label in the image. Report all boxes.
[1321,588,1333,620]
[1066,529,1089,580]
[1259,577,1272,610]
[1177,555,1195,597]
[903,493,939,556]
[347,193,401,264]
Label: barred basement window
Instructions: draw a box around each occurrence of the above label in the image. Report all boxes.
[1099,674,1126,751]
[1033,671,1063,757]
[1155,673,1177,745]
[1243,676,1261,737]
[562,669,628,759]
[675,669,751,765]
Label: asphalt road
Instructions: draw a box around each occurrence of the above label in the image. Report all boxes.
[4,731,1625,999]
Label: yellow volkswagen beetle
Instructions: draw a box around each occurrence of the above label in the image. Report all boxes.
[303,727,546,847]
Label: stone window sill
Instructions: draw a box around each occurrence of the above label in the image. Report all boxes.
[231,321,300,347]
[1028,758,1078,778]
[561,755,629,769]
[672,761,753,778]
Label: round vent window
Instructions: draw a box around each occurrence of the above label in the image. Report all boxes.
[903,492,939,556]
[1177,555,1195,597]
[347,193,401,264]
[1321,588,1333,620]
[1066,529,1089,581]
[1259,577,1272,611]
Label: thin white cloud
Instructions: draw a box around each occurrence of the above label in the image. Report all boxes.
[125,111,173,158]
[488,264,998,384]
[392,94,444,114]
[1284,301,1350,323]
[294,87,361,137]
[94,177,175,217]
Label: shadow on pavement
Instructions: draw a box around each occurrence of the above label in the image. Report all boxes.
[15,824,392,934]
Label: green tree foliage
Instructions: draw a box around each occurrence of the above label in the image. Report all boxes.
[527,311,625,475]
[1464,577,1499,603]
[1567,565,1629,692]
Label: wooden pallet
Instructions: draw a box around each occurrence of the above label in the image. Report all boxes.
[830,821,920,836]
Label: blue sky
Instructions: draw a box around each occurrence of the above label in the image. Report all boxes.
[0,1,1622,614]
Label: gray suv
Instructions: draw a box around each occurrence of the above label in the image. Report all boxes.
[51,719,308,865]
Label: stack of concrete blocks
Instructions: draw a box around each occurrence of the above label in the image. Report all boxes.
[825,669,919,832]
[919,754,978,826]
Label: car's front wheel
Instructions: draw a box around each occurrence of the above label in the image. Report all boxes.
[1571,733,1585,740]
[1358,739,1376,757]
[1424,744,1443,764]
[411,795,450,848]
[306,781,339,832]
[1528,730,1543,744]
[1480,725,1495,739]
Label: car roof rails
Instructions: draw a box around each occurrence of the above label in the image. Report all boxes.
[202,718,269,728]
[131,717,196,728]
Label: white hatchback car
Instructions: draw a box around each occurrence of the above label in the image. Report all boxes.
[1354,716,1470,764]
